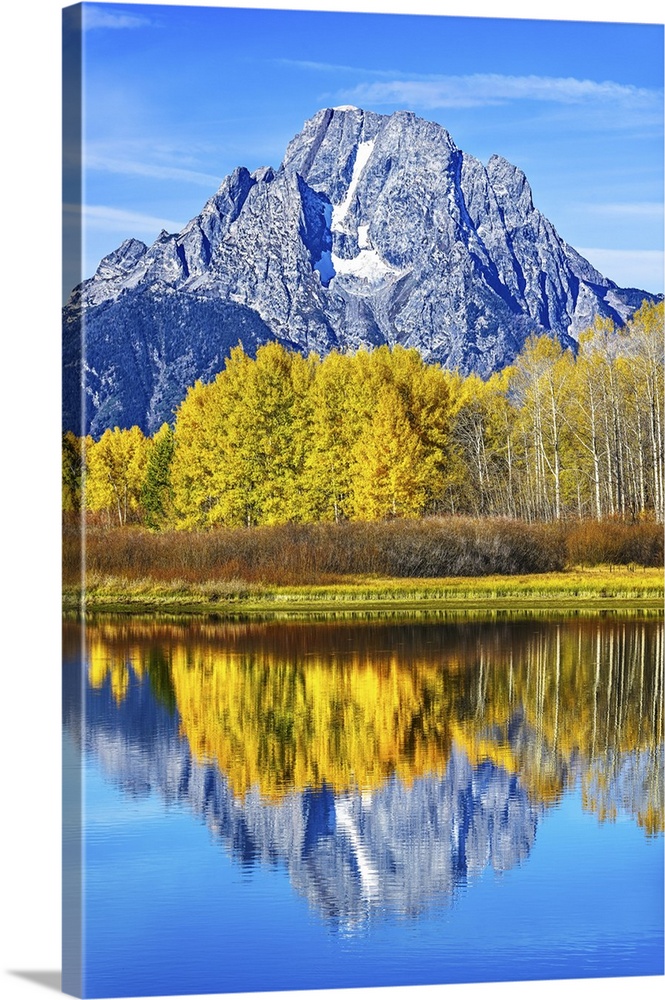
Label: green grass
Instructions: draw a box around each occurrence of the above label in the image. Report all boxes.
[63,565,664,616]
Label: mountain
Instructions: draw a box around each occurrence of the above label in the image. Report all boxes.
[63,105,657,436]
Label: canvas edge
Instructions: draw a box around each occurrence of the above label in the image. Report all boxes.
[62,3,84,997]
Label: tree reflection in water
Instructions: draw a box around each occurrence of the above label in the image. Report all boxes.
[64,613,663,928]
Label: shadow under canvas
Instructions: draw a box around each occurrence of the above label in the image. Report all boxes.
[10,972,62,993]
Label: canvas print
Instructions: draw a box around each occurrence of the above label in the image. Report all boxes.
[62,2,664,997]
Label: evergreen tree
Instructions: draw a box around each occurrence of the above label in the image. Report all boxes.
[141,423,175,529]
[62,431,89,514]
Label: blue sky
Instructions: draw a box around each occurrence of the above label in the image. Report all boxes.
[70,1,664,294]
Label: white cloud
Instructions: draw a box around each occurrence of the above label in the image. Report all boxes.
[64,203,184,236]
[338,73,662,111]
[84,152,221,188]
[577,248,664,293]
[278,58,662,112]
[83,6,150,31]
[583,202,664,220]
[275,58,385,75]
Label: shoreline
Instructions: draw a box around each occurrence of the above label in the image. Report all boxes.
[62,567,664,617]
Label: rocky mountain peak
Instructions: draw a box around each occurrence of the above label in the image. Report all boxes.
[63,105,659,436]
[486,154,535,226]
[95,237,148,280]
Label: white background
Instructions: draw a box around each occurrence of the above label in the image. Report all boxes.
[1,2,662,999]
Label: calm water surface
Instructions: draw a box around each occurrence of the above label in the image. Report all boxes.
[63,613,664,997]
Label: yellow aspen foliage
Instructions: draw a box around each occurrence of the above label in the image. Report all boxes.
[345,346,451,519]
[349,386,433,519]
[298,350,363,522]
[85,425,150,526]
[171,342,314,527]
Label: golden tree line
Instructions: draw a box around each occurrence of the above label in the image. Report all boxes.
[62,301,664,527]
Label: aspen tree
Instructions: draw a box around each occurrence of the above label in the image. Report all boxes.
[85,425,150,526]
[349,386,432,519]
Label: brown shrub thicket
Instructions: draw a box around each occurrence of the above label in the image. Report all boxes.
[564,518,663,568]
[62,516,663,587]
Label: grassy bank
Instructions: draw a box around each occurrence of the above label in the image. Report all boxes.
[63,566,664,615]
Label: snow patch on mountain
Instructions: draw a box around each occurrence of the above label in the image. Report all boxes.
[331,248,398,283]
[331,140,375,231]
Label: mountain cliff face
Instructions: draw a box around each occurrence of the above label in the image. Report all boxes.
[64,105,656,436]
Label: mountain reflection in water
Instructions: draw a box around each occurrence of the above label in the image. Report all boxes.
[64,614,663,928]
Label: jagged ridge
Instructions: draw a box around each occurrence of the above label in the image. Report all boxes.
[64,106,658,435]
